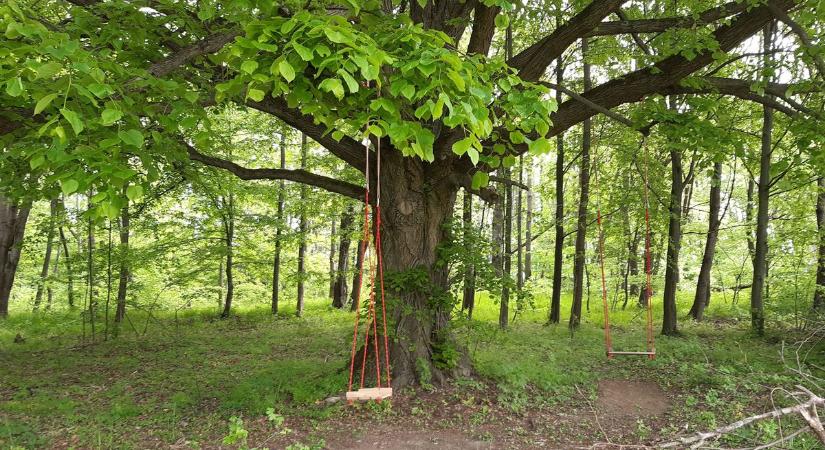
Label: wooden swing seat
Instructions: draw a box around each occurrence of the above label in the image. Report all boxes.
[346,387,393,401]
[607,350,656,359]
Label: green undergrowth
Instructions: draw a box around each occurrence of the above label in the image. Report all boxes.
[1,290,822,449]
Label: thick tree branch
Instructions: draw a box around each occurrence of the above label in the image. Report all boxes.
[466,2,499,56]
[186,144,365,200]
[508,0,624,82]
[546,0,798,138]
[664,77,817,117]
[246,96,366,172]
[587,1,749,36]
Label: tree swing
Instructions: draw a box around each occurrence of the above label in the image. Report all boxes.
[346,121,393,402]
[596,137,656,360]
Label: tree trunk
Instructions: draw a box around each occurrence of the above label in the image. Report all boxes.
[329,215,337,299]
[662,147,684,336]
[0,196,31,318]
[516,157,524,291]
[377,149,468,387]
[34,199,58,311]
[751,22,774,336]
[350,238,365,312]
[115,200,129,323]
[220,194,235,318]
[461,190,475,318]
[296,133,308,317]
[500,169,513,330]
[272,134,286,315]
[525,165,533,282]
[57,200,74,308]
[87,194,96,339]
[549,61,565,324]
[746,178,756,261]
[332,207,353,309]
[690,161,722,321]
[814,176,825,309]
[491,171,504,276]
[570,38,591,330]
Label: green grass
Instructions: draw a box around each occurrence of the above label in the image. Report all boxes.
[0,289,822,449]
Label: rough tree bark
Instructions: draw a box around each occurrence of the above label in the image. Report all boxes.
[815,176,825,310]
[690,161,723,321]
[272,133,286,315]
[751,22,774,335]
[0,196,31,318]
[115,200,129,323]
[461,190,476,318]
[491,171,504,276]
[33,199,58,311]
[296,133,308,317]
[549,60,565,324]
[58,205,74,308]
[332,207,353,308]
[570,38,591,330]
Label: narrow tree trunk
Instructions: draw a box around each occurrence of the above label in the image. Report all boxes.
[34,199,58,311]
[746,178,756,261]
[570,38,591,330]
[329,216,337,299]
[220,194,235,318]
[218,260,223,309]
[491,171,504,276]
[662,147,684,336]
[115,200,129,323]
[525,165,533,282]
[690,161,722,321]
[549,61,565,324]
[350,238,365,312]
[0,196,31,318]
[751,22,774,336]
[814,176,825,309]
[296,133,308,317]
[461,190,476,318]
[332,207,353,308]
[272,134,286,315]
[87,194,96,339]
[516,157,524,291]
[500,169,513,330]
[58,224,73,307]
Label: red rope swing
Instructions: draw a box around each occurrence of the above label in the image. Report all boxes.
[346,121,392,402]
[597,137,656,360]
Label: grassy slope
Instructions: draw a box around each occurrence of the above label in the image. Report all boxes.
[0,291,822,449]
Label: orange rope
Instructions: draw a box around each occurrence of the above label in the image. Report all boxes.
[594,148,611,356]
[642,139,656,359]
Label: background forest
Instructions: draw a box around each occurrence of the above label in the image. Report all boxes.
[1,0,824,448]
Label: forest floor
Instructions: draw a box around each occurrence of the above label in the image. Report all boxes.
[1,293,823,449]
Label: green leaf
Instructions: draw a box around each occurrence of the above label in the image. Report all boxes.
[33,93,58,115]
[30,155,45,169]
[452,137,473,156]
[61,179,79,195]
[60,108,84,136]
[5,77,24,97]
[118,129,144,147]
[247,88,265,102]
[337,69,359,93]
[278,60,295,83]
[471,171,489,190]
[293,42,314,61]
[35,62,62,79]
[446,70,465,91]
[467,147,479,165]
[494,13,510,29]
[100,108,122,126]
[125,184,144,201]
[241,60,259,74]
[319,78,345,100]
[528,137,552,154]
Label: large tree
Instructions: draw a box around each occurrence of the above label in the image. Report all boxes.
[1,0,819,384]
